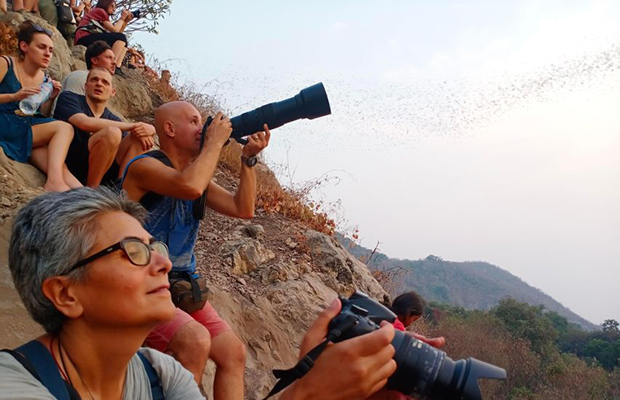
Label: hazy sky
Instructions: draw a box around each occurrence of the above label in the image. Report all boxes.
[134,0,620,325]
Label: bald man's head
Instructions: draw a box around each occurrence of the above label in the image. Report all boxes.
[154,101,204,154]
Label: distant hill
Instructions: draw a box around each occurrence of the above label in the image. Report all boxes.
[337,235,597,331]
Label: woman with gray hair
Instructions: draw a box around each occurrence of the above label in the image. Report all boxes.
[0,186,203,399]
[0,187,404,400]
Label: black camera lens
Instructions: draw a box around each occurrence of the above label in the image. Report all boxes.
[329,292,506,400]
[229,82,331,142]
[388,332,506,400]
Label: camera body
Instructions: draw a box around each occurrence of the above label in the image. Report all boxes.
[329,292,507,400]
[131,9,141,19]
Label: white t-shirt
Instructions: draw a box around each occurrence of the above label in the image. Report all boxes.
[0,347,205,400]
[61,70,89,96]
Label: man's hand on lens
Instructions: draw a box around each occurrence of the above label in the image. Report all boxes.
[242,123,271,157]
[204,112,232,148]
[284,298,397,400]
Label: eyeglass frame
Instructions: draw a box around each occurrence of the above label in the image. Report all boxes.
[67,237,169,274]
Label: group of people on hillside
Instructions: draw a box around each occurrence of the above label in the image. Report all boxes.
[0,10,443,400]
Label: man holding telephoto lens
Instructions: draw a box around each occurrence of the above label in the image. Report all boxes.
[121,101,270,400]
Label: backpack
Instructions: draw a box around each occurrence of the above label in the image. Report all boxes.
[55,0,76,24]
[1,340,164,400]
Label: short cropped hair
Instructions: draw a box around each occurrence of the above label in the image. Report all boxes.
[17,21,52,59]
[9,187,146,334]
[85,40,112,69]
[390,291,426,318]
[87,67,113,81]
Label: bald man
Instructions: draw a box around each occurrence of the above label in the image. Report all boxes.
[121,101,270,400]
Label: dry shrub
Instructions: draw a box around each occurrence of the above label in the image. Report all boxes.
[428,313,541,400]
[371,265,408,298]
[256,179,336,235]
[536,353,610,400]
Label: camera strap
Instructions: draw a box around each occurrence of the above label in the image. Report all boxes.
[263,315,359,399]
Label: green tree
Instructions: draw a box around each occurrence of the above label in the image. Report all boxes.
[602,319,619,334]
[116,0,172,33]
[491,298,558,357]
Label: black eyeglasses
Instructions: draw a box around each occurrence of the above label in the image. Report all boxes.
[32,23,53,37]
[68,237,169,274]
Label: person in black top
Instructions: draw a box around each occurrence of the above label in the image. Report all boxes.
[54,67,155,186]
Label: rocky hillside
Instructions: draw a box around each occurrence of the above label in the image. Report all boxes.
[0,12,387,399]
[339,235,597,330]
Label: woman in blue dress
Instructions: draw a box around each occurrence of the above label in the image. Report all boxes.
[0,21,80,191]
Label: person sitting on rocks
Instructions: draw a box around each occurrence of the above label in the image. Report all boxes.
[72,0,91,23]
[61,40,115,96]
[158,69,178,101]
[53,67,154,187]
[74,0,135,73]
[0,186,406,400]
[0,21,79,191]
[121,103,270,400]
[38,0,78,46]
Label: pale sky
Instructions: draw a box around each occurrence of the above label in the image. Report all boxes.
[134,0,620,325]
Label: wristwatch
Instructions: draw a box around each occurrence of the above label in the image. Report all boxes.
[241,155,258,168]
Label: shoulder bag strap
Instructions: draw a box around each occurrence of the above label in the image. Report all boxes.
[137,352,165,400]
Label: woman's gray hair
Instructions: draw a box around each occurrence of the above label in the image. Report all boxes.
[9,187,147,334]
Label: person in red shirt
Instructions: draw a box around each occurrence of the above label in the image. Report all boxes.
[389,291,446,349]
[74,0,135,71]
[390,291,426,331]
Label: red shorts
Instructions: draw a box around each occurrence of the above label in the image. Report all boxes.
[145,301,231,352]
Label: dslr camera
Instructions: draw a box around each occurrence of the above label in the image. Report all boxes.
[130,9,142,19]
[329,291,506,400]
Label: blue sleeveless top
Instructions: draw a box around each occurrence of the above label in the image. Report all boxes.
[0,56,55,162]
[122,154,199,274]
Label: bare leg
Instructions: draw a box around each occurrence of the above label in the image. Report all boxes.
[29,147,82,189]
[166,321,211,385]
[25,0,37,12]
[87,126,122,187]
[31,121,74,192]
[112,40,128,68]
[209,330,246,400]
[12,0,24,11]
[115,134,146,178]
[0,0,7,13]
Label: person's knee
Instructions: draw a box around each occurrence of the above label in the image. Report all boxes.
[97,126,122,148]
[216,333,246,369]
[58,121,74,136]
[169,321,211,363]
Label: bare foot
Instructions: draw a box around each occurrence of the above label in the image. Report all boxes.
[44,180,71,192]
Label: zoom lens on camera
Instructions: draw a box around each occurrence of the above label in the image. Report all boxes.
[330,291,507,400]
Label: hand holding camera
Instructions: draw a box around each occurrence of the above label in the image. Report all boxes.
[268,292,507,400]
[204,112,233,150]
[242,124,271,158]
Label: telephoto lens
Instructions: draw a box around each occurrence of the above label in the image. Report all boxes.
[329,292,507,400]
[228,82,331,142]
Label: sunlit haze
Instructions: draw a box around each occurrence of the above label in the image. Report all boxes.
[134,1,620,325]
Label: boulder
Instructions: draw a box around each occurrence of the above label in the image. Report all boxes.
[304,230,389,303]
[221,237,276,276]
